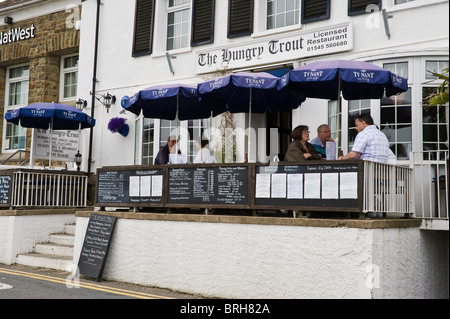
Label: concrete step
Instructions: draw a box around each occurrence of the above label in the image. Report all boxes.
[49,233,74,246]
[34,242,74,257]
[16,253,73,272]
[64,224,76,235]
[15,224,76,272]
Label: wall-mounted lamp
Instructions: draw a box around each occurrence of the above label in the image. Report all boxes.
[91,92,116,113]
[75,150,82,171]
[4,16,13,24]
[76,98,87,110]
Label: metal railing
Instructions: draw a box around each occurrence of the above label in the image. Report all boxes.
[0,150,30,166]
[411,150,449,220]
[10,170,88,208]
[363,160,414,215]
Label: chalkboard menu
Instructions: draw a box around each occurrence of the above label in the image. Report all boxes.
[0,175,11,206]
[167,165,249,207]
[78,214,117,281]
[254,162,362,211]
[96,168,164,206]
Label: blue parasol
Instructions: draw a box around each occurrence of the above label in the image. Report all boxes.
[278,60,408,152]
[122,83,211,121]
[198,72,304,161]
[5,102,96,166]
[278,59,408,100]
[5,102,96,130]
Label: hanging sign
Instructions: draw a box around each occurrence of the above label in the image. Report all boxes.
[195,23,353,74]
[32,128,81,161]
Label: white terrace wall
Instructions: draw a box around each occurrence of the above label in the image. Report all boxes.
[73,213,448,299]
[0,210,75,265]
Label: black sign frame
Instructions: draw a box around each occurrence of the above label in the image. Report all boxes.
[252,161,364,212]
[0,172,12,207]
[78,213,117,281]
[165,163,252,209]
[95,165,165,207]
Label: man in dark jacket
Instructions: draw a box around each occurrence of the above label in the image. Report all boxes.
[154,136,177,165]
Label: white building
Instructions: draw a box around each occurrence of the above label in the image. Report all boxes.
[76,0,448,172]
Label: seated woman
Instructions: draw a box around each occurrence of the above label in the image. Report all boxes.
[285,125,322,162]
[193,137,217,163]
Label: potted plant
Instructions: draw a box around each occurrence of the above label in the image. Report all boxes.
[107,117,129,137]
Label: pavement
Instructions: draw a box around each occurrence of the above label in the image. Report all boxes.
[0,263,205,299]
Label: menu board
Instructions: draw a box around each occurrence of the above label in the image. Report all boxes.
[78,214,117,281]
[0,175,11,206]
[96,168,163,206]
[167,165,249,207]
[254,162,361,210]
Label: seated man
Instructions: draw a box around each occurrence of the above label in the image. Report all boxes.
[310,124,336,160]
[339,114,391,164]
[154,136,178,165]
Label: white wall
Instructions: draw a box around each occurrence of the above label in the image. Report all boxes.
[74,216,448,299]
[0,213,75,264]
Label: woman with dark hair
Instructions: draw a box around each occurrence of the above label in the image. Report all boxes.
[285,125,322,162]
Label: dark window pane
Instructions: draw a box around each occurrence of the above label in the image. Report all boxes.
[381,107,395,125]
[423,125,438,142]
[397,106,411,124]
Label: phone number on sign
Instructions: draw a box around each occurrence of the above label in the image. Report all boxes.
[307,41,348,52]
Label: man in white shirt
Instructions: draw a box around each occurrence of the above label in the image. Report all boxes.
[310,124,336,160]
[339,113,391,164]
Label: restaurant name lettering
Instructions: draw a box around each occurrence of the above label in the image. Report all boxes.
[195,23,353,74]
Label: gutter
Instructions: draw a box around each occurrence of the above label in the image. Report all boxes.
[87,0,100,173]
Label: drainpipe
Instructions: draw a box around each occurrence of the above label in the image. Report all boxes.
[87,0,101,173]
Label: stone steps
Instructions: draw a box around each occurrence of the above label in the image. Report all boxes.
[16,224,75,272]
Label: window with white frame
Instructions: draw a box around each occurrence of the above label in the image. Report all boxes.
[267,0,299,30]
[381,62,412,160]
[328,100,342,152]
[422,59,449,160]
[3,65,29,151]
[142,118,156,165]
[167,0,191,51]
[394,0,415,4]
[61,55,79,100]
[348,99,371,150]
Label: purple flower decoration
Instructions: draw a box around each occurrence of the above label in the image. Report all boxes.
[108,117,127,133]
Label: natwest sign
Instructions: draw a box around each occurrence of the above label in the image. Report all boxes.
[0,24,35,45]
[195,23,352,74]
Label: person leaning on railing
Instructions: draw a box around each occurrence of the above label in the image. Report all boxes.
[339,113,393,164]
[285,125,322,162]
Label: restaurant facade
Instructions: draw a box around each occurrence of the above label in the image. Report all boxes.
[0,0,448,299]
[75,0,448,172]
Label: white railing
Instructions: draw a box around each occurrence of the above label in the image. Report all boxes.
[411,151,449,220]
[363,160,414,215]
[11,170,88,208]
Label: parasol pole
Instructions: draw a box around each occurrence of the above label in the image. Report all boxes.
[247,87,252,163]
[176,92,179,162]
[336,73,341,158]
[49,117,53,168]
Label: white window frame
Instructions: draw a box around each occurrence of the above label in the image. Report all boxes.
[2,63,30,153]
[166,0,192,52]
[420,56,449,155]
[253,0,301,37]
[59,54,79,101]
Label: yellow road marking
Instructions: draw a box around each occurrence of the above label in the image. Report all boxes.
[0,267,175,299]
